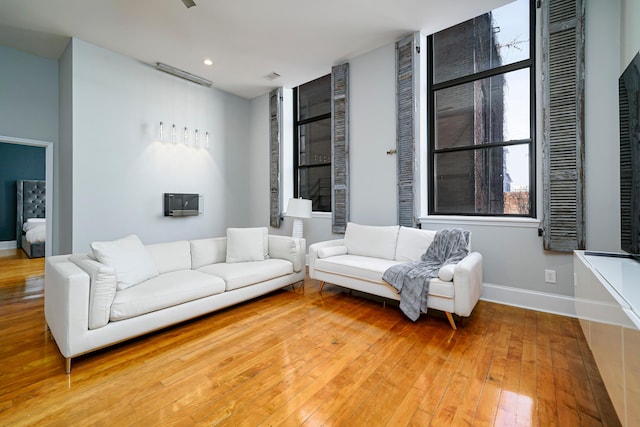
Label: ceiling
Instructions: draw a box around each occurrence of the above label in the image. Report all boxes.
[0,0,512,99]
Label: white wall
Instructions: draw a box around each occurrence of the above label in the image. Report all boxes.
[0,46,58,142]
[247,2,625,307]
[57,41,73,254]
[349,43,398,225]
[0,45,62,253]
[248,43,398,245]
[221,91,252,228]
[585,0,622,253]
[66,39,250,252]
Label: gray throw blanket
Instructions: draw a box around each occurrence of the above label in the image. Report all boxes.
[382,228,470,321]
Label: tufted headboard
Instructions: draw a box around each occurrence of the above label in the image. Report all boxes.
[16,179,46,241]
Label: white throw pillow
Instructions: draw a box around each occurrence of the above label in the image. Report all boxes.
[343,222,400,260]
[395,227,437,262]
[317,246,348,259]
[90,234,159,290]
[226,228,266,263]
[438,264,456,282]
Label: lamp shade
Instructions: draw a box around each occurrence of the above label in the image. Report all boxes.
[286,198,312,218]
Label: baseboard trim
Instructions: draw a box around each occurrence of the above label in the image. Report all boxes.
[0,241,17,251]
[481,283,577,318]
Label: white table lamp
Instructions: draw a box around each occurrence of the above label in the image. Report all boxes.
[286,198,312,239]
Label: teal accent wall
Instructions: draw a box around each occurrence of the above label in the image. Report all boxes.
[0,143,45,241]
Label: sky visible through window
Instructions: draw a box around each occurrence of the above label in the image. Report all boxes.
[491,0,531,190]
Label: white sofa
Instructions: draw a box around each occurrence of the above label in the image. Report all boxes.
[308,223,483,329]
[45,228,305,373]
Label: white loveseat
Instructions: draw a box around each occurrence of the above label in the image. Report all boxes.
[308,223,483,329]
[45,228,305,373]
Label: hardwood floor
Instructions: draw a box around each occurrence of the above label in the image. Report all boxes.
[0,249,621,426]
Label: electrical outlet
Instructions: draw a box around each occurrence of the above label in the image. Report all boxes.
[545,269,557,284]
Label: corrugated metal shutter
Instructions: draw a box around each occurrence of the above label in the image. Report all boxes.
[331,63,349,234]
[396,33,417,228]
[269,88,282,228]
[541,0,585,251]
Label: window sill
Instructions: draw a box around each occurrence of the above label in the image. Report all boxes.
[419,215,540,229]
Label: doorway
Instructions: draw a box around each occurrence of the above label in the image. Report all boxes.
[0,136,54,257]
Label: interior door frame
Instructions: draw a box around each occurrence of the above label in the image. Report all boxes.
[0,135,54,257]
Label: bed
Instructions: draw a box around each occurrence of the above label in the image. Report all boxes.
[16,179,46,258]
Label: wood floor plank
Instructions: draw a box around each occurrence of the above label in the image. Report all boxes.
[386,385,426,426]
[452,336,495,425]
[534,312,560,427]
[316,327,421,426]
[474,378,503,426]
[0,251,623,426]
[407,408,433,427]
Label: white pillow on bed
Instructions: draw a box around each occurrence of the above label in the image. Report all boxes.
[90,234,159,290]
[23,220,46,232]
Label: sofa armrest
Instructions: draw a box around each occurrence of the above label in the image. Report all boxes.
[452,251,483,317]
[308,239,344,278]
[268,235,306,272]
[45,255,92,358]
[69,254,117,330]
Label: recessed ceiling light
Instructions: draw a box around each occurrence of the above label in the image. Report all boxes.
[203,59,213,66]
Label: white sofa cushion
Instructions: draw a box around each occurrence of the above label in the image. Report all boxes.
[316,254,403,283]
[69,254,117,330]
[343,223,399,260]
[147,240,191,274]
[198,259,293,291]
[110,270,226,321]
[90,234,159,290]
[317,245,348,259]
[428,278,455,299]
[226,227,268,263]
[395,227,437,262]
[190,237,227,269]
[315,254,455,299]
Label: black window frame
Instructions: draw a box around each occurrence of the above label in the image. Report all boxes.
[293,74,332,212]
[427,0,536,217]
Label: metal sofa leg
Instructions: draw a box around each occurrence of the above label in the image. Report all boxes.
[445,312,457,330]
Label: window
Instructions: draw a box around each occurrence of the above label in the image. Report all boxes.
[428,0,534,216]
[293,74,332,212]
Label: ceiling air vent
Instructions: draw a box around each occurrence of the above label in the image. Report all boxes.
[264,72,281,81]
